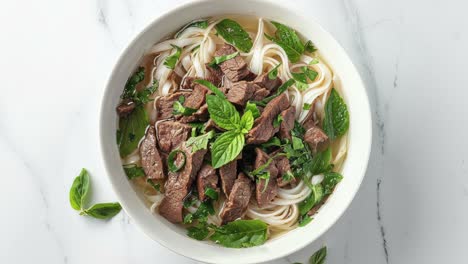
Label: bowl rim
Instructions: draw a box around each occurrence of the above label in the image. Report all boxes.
[99,0,372,263]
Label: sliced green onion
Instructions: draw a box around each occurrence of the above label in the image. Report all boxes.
[167,149,186,172]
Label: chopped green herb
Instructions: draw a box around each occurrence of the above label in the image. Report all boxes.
[323,89,349,140]
[167,149,187,172]
[173,96,197,116]
[147,179,161,192]
[298,184,324,215]
[186,130,215,153]
[194,79,226,98]
[268,63,282,80]
[304,40,317,53]
[135,80,158,104]
[292,66,318,91]
[310,58,319,65]
[208,51,239,67]
[121,67,145,99]
[204,187,218,200]
[303,103,312,110]
[322,172,343,195]
[163,44,182,69]
[183,213,194,224]
[292,136,305,150]
[298,214,313,227]
[123,164,145,179]
[273,114,283,128]
[255,78,295,106]
[215,19,253,52]
[261,137,282,148]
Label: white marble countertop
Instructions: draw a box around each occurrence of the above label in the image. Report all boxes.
[1,0,467,263]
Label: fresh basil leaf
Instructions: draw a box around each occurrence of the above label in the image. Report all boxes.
[194,79,226,98]
[187,223,210,240]
[83,202,122,219]
[69,168,90,211]
[173,96,197,116]
[204,187,218,200]
[303,103,312,110]
[215,19,253,52]
[273,114,283,128]
[322,172,343,195]
[135,80,158,104]
[298,214,313,227]
[186,130,215,153]
[121,67,145,99]
[208,51,239,67]
[210,219,268,248]
[266,21,305,63]
[240,110,254,132]
[175,19,208,38]
[167,149,186,172]
[211,130,244,169]
[309,246,327,264]
[256,78,295,106]
[163,45,182,69]
[206,94,240,130]
[298,184,324,215]
[117,105,148,157]
[304,40,317,53]
[292,136,305,150]
[147,179,161,192]
[268,63,281,80]
[245,101,260,119]
[123,164,145,179]
[323,89,349,140]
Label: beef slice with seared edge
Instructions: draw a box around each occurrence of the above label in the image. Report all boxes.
[247,93,290,144]
[180,77,197,90]
[253,73,283,91]
[220,173,254,224]
[139,126,165,180]
[226,81,257,107]
[184,84,209,109]
[159,144,207,223]
[205,64,224,87]
[274,155,296,187]
[255,148,279,208]
[116,99,136,117]
[214,44,251,82]
[279,106,296,141]
[304,126,329,152]
[196,164,219,201]
[156,91,190,120]
[156,121,191,153]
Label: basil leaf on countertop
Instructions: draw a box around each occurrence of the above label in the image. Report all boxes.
[210,130,245,169]
[206,94,240,130]
[69,168,90,211]
[82,202,122,219]
[209,219,268,248]
[215,19,253,52]
[117,105,148,157]
[309,246,327,264]
[323,89,349,140]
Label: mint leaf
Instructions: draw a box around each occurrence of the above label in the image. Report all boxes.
[268,63,281,80]
[186,130,215,153]
[83,202,122,219]
[298,184,324,215]
[266,21,305,63]
[309,246,327,264]
[323,89,349,140]
[206,94,240,130]
[211,130,244,168]
[121,67,145,99]
[123,164,145,179]
[117,105,148,157]
[208,51,239,67]
[175,20,208,38]
[69,168,90,211]
[322,172,343,195]
[163,44,182,69]
[245,101,260,119]
[194,79,226,98]
[210,219,268,248]
[240,110,254,132]
[215,19,253,52]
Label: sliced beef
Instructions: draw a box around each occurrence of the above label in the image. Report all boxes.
[220,173,253,224]
[221,77,235,94]
[159,144,207,223]
[274,155,296,187]
[254,148,278,208]
[247,93,290,144]
[205,64,224,87]
[219,159,237,197]
[139,126,165,180]
[156,92,190,120]
[179,104,209,123]
[196,164,219,201]
[302,105,318,130]
[226,81,256,106]
[243,71,258,81]
[253,73,283,91]
[180,77,197,90]
[184,84,209,109]
[156,121,191,153]
[304,126,329,152]
[116,99,136,117]
[252,87,270,101]
[279,106,296,141]
[215,44,250,82]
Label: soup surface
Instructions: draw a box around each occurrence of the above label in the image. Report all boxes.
[116,15,349,248]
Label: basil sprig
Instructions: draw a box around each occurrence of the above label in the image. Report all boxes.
[69,168,122,220]
[323,89,349,140]
[215,19,253,52]
[310,246,327,264]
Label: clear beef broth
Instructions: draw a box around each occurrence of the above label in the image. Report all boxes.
[116,15,349,247]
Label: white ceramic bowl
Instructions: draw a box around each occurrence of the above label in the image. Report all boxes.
[100,0,372,263]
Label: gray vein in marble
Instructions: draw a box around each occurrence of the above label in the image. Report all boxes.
[96,0,108,26]
[377,179,389,264]
[393,60,399,89]
[341,0,386,155]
